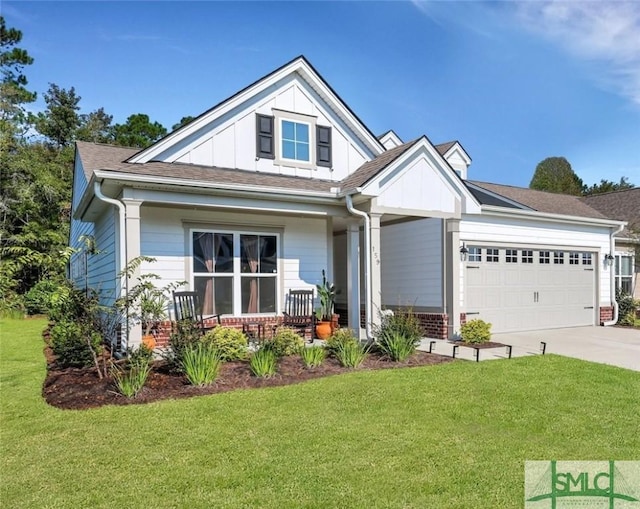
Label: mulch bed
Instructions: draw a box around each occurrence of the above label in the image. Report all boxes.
[447,340,508,349]
[42,341,454,411]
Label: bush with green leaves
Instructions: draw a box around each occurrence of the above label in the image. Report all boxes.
[616,287,638,326]
[203,326,248,361]
[50,319,102,368]
[111,356,152,398]
[334,340,368,368]
[374,309,422,361]
[181,343,221,387]
[24,279,59,315]
[300,345,326,368]
[325,328,359,356]
[250,347,277,378]
[264,327,304,357]
[165,320,205,371]
[460,319,492,344]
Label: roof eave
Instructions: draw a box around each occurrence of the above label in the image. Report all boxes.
[480,205,627,228]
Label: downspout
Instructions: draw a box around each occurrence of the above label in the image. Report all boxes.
[345,193,373,340]
[603,223,625,326]
[93,181,129,345]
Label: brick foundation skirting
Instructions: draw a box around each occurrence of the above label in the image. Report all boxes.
[599,306,613,325]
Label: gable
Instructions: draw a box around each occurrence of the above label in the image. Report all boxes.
[128,57,384,183]
[362,141,481,217]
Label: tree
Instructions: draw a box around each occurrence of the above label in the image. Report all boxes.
[76,107,114,143]
[113,113,167,148]
[529,157,584,196]
[583,177,635,196]
[34,83,81,147]
[0,16,36,152]
[171,115,194,131]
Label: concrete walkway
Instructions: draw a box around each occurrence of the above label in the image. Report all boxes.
[418,326,640,371]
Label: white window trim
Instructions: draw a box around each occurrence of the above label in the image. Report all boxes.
[615,253,634,294]
[273,109,317,169]
[190,227,281,317]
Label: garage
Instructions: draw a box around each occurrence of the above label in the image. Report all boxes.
[465,246,596,333]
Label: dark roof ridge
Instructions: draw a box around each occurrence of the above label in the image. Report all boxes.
[581,186,638,198]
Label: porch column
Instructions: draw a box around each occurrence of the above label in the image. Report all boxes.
[346,222,362,334]
[445,218,461,338]
[370,212,382,328]
[122,198,143,348]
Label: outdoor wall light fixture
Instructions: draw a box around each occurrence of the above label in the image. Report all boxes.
[460,243,469,262]
[604,253,614,267]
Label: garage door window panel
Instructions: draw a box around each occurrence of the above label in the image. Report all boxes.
[540,251,550,264]
[486,248,499,263]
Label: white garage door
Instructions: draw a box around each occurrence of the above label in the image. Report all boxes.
[465,247,596,333]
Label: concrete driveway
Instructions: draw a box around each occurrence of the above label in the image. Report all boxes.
[492,326,640,371]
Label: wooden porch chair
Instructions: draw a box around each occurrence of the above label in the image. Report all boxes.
[277,289,316,342]
[173,291,221,335]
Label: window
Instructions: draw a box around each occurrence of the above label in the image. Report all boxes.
[506,249,518,263]
[539,251,550,264]
[569,252,580,265]
[486,248,499,263]
[468,247,481,262]
[582,252,592,265]
[615,255,634,294]
[192,231,278,316]
[522,250,533,264]
[281,120,310,162]
[553,251,564,264]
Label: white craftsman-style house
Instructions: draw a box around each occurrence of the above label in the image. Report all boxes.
[70,56,626,350]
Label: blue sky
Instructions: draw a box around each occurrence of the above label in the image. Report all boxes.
[5,1,640,188]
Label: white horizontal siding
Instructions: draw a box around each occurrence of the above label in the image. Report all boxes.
[461,214,612,304]
[140,205,329,313]
[381,218,443,308]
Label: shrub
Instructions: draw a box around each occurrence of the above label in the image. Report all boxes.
[374,308,422,361]
[334,340,368,368]
[165,320,204,371]
[24,279,60,315]
[50,320,102,368]
[264,327,304,357]
[300,345,326,368]
[203,326,248,361]
[460,319,492,344]
[616,288,638,326]
[111,357,151,398]
[250,347,277,378]
[181,343,221,387]
[325,328,359,356]
[127,344,154,366]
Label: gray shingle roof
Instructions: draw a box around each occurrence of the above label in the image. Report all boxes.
[582,187,639,236]
[434,141,456,156]
[470,181,608,219]
[76,141,337,193]
[340,140,419,192]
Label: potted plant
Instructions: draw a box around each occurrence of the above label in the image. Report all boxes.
[315,270,338,340]
[115,257,185,349]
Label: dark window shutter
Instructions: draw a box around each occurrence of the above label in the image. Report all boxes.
[256,114,275,159]
[316,125,332,167]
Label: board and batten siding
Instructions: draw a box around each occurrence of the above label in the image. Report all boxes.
[381,218,443,309]
[154,74,371,182]
[139,205,328,313]
[460,215,612,306]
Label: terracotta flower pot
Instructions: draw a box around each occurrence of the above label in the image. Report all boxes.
[142,334,156,349]
[315,321,332,340]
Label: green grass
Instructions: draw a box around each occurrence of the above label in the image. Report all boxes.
[1,317,639,508]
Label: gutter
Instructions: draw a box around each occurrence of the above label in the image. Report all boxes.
[93,181,129,347]
[603,223,625,326]
[345,192,373,341]
[481,205,627,228]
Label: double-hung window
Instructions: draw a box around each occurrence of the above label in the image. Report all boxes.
[615,255,634,294]
[192,231,278,316]
[281,120,310,162]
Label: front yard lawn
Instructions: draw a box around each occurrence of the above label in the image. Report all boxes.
[1,318,638,508]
